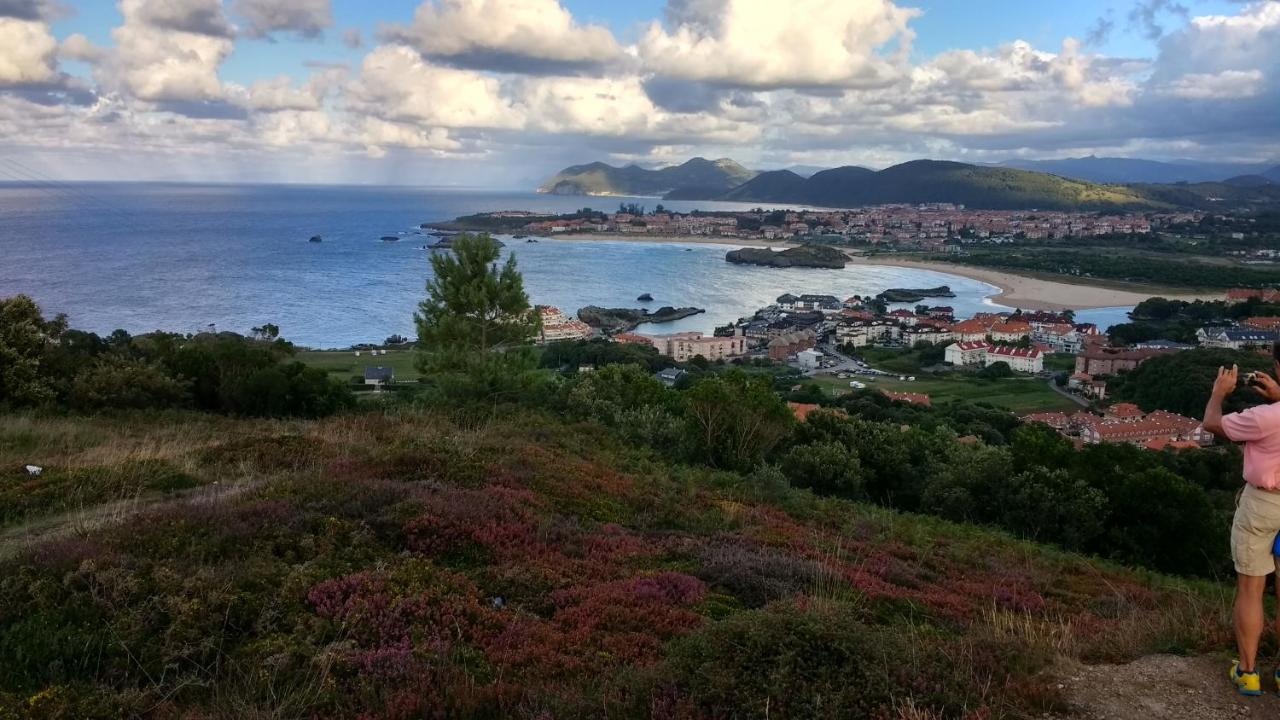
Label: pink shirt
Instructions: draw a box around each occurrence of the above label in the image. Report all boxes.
[1222,403,1280,489]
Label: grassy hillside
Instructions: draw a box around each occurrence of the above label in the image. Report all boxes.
[718,168,807,202]
[718,160,1163,210]
[538,157,755,197]
[0,408,1228,719]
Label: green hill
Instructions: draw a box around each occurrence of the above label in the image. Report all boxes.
[538,157,756,197]
[0,407,1222,718]
[719,168,808,202]
[740,160,1163,210]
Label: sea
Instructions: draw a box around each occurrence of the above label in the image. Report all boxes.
[0,182,1133,348]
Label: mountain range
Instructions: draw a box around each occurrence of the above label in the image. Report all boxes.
[995,156,1280,185]
[539,156,1280,211]
[538,157,756,197]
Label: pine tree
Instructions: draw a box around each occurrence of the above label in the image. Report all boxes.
[414,233,542,401]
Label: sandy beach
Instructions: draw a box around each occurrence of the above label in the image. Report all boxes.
[543,232,798,249]
[847,256,1221,310]
[539,233,1220,311]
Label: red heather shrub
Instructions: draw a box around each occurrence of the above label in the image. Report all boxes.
[307,562,489,679]
[694,539,824,607]
[483,573,707,679]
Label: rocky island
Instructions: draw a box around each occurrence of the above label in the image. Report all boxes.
[576,305,705,332]
[724,244,847,269]
[876,286,957,302]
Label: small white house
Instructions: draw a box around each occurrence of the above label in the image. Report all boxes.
[363,366,394,387]
[797,348,823,370]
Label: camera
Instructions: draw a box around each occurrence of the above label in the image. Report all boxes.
[1246,372,1268,387]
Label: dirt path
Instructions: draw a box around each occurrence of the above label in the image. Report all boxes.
[1050,655,1280,719]
[0,479,258,561]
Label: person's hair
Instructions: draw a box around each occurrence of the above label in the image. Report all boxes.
[1273,339,1280,364]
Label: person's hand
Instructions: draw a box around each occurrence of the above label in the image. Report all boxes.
[1252,371,1280,402]
[1213,365,1239,399]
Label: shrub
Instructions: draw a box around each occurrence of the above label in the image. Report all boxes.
[656,602,1042,719]
[69,355,191,411]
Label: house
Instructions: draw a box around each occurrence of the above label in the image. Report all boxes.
[1244,317,1280,331]
[1198,326,1279,350]
[945,340,990,366]
[797,348,823,370]
[654,367,688,387]
[537,306,593,344]
[768,329,818,360]
[363,366,394,387]
[788,402,847,422]
[1104,402,1145,421]
[835,321,900,348]
[1078,407,1211,447]
[987,345,1044,373]
[988,321,1032,343]
[1074,346,1169,376]
[1031,323,1083,354]
[882,390,931,407]
[1227,289,1280,303]
[644,329,747,362]
[613,332,652,345]
[1022,411,1070,430]
[949,318,993,342]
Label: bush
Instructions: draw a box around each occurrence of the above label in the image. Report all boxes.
[779,441,864,498]
[684,371,794,471]
[69,355,191,411]
[657,603,1041,719]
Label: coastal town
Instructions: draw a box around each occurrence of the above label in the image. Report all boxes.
[473,205,1204,246]
[531,286,1280,454]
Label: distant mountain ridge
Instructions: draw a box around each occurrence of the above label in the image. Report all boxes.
[996,156,1280,185]
[539,157,1280,211]
[537,157,756,197]
[706,159,1157,211]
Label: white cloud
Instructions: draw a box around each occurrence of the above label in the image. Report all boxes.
[1162,69,1265,99]
[233,0,332,39]
[386,0,623,72]
[346,44,520,129]
[638,0,919,88]
[236,75,323,111]
[105,0,235,102]
[60,33,106,64]
[0,17,58,85]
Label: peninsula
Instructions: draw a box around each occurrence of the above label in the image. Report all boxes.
[576,305,706,332]
[725,245,847,269]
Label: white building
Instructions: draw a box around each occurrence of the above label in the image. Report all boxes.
[944,341,1043,373]
[644,329,747,362]
[537,306,593,344]
[797,348,823,370]
[945,340,989,366]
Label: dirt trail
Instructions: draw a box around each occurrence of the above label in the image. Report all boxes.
[0,480,258,561]
[1050,654,1280,719]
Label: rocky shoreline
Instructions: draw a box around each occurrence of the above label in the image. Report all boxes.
[576,305,705,332]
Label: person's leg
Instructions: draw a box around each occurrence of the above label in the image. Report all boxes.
[1237,573,1268,671]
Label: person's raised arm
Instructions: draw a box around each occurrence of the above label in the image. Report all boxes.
[1203,364,1239,438]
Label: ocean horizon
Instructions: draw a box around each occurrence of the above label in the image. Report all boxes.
[0,181,1131,347]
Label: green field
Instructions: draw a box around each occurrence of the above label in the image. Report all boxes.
[813,373,1081,413]
[296,348,422,381]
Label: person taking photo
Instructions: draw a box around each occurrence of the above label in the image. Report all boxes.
[1203,355,1280,696]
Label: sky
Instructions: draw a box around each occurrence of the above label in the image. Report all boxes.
[0,0,1277,188]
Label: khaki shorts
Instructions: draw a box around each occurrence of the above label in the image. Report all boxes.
[1232,484,1280,576]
